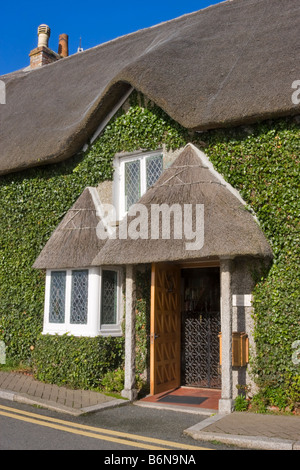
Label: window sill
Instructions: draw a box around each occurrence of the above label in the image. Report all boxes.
[99,325,123,337]
[42,326,123,338]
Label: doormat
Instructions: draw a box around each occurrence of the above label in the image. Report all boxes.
[158,395,208,405]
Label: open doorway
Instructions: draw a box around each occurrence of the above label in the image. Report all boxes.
[181,267,221,389]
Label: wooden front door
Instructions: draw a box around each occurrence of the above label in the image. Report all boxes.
[150,263,181,395]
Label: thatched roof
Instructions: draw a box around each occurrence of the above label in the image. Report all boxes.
[33,187,106,269]
[1,0,299,175]
[92,144,273,265]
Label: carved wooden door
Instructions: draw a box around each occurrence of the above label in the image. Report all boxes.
[150,263,181,395]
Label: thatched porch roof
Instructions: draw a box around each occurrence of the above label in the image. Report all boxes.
[92,144,273,265]
[33,187,106,269]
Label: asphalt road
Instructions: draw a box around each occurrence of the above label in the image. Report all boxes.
[0,398,239,452]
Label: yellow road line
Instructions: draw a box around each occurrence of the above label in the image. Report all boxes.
[0,403,210,450]
[0,409,167,450]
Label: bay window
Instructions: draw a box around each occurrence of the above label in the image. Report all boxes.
[43,267,122,337]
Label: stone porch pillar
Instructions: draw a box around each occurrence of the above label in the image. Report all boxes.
[219,258,234,413]
[121,264,138,401]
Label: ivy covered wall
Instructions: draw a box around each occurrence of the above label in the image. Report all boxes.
[203,120,300,408]
[0,91,299,402]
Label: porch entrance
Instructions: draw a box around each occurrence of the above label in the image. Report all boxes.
[181,267,221,389]
[150,263,221,396]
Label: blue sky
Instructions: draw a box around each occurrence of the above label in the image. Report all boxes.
[0,0,223,75]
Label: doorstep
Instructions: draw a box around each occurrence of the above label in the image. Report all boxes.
[135,387,221,415]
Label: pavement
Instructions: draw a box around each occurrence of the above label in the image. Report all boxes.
[0,371,128,416]
[0,370,300,450]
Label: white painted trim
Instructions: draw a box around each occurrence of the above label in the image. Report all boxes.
[43,266,123,338]
[99,266,123,337]
[89,87,134,146]
[114,150,163,220]
[232,294,253,307]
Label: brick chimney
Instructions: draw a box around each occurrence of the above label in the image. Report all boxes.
[29,25,60,69]
[58,34,69,58]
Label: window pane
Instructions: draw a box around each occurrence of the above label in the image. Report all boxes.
[49,271,66,323]
[125,160,140,211]
[101,270,118,325]
[146,154,163,189]
[70,270,88,324]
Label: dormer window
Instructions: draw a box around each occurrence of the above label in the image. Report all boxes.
[114,151,163,219]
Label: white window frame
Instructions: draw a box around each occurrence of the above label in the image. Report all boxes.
[113,150,163,220]
[99,267,123,336]
[43,267,123,337]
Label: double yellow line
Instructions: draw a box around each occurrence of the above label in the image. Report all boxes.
[0,403,210,450]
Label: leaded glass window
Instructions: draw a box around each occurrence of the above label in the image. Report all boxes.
[49,271,66,323]
[146,154,163,189]
[125,160,140,211]
[101,270,118,325]
[70,270,89,324]
[121,153,163,215]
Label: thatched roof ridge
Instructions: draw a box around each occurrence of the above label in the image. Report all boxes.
[92,144,273,265]
[1,0,299,175]
[33,187,106,269]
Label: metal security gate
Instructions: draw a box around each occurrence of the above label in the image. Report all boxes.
[181,267,221,389]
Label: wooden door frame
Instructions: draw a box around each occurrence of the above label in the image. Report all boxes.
[150,263,156,395]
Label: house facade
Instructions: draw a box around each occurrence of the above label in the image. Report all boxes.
[0,0,299,413]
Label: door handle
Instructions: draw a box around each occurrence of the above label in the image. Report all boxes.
[150,333,160,343]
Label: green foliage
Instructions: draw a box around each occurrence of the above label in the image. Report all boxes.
[250,393,268,413]
[285,375,300,409]
[100,368,145,394]
[32,334,124,390]
[100,368,125,393]
[247,375,300,413]
[234,394,249,412]
[263,386,288,411]
[135,268,151,375]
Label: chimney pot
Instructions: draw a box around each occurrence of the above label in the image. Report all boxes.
[58,34,69,57]
[37,24,51,48]
[30,24,61,69]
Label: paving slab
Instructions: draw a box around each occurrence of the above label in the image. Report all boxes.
[185,411,300,450]
[0,371,128,416]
